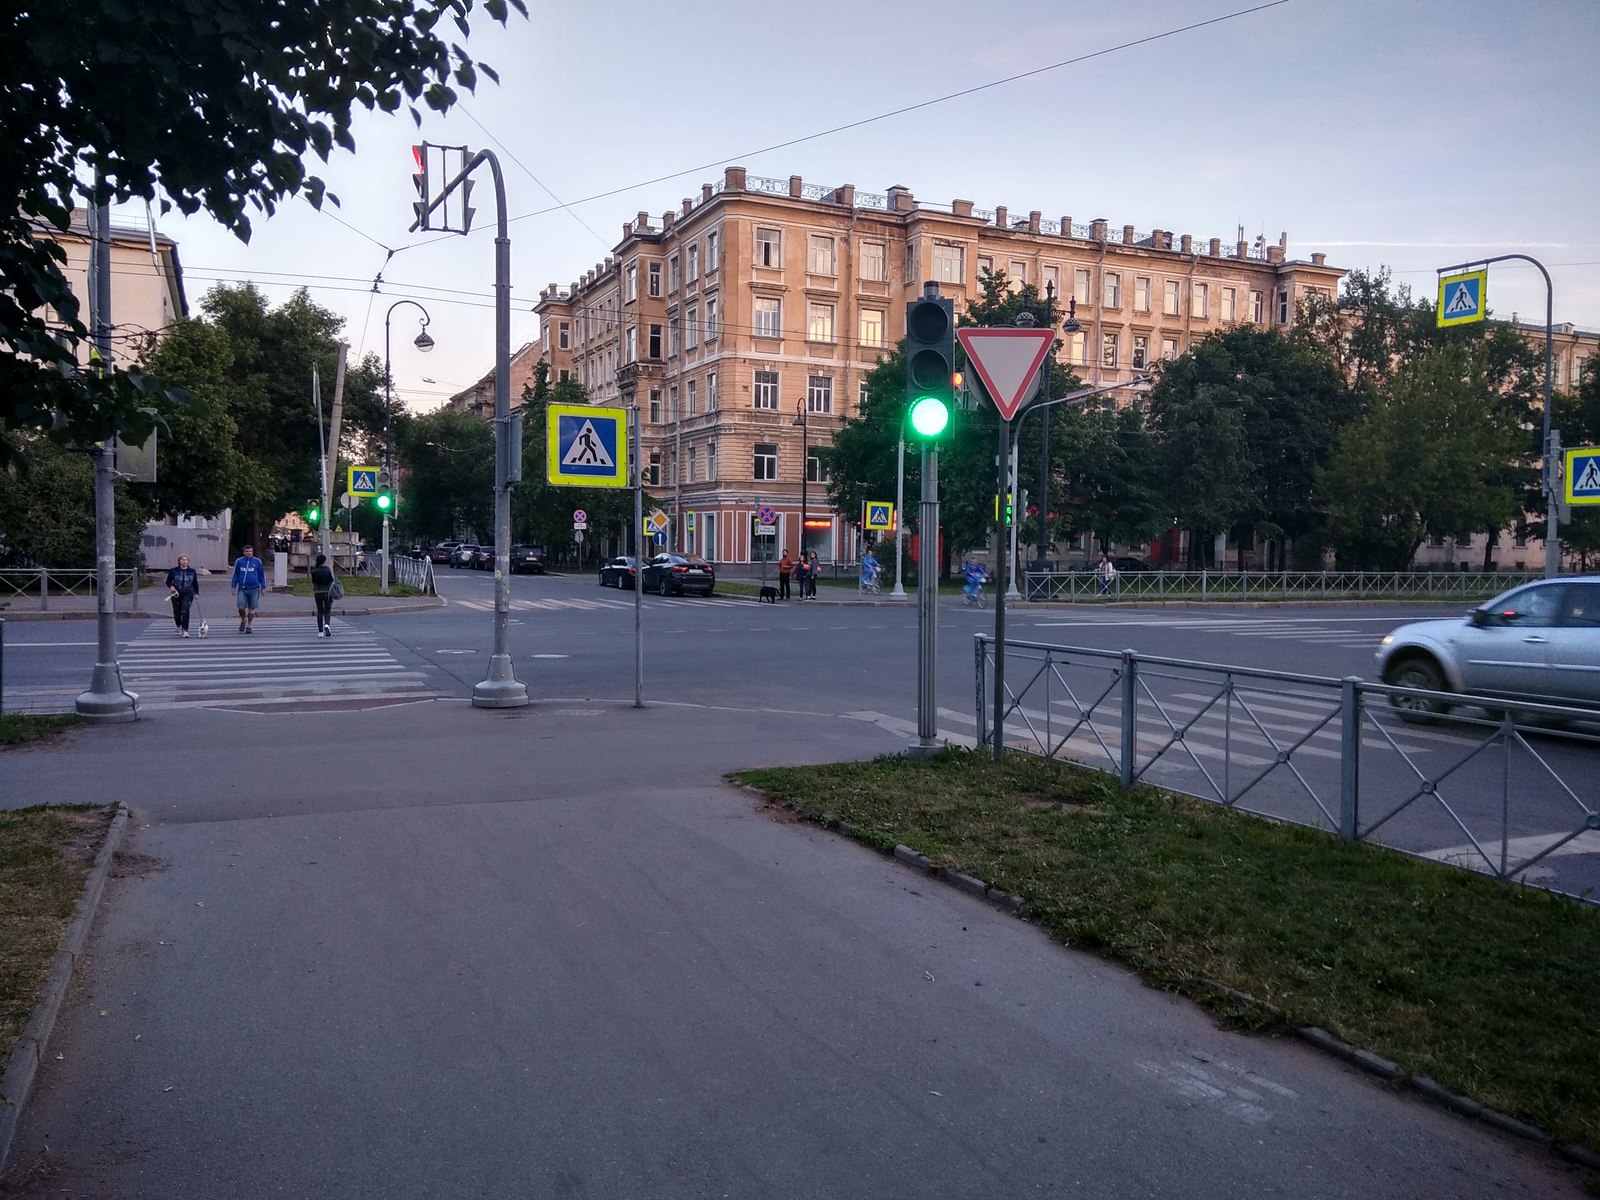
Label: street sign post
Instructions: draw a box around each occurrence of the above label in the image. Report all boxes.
[1565,446,1600,506]
[1437,270,1487,328]
[348,465,379,497]
[546,404,629,487]
[956,327,1055,420]
[864,501,894,532]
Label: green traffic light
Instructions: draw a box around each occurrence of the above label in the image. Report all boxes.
[376,493,392,512]
[306,506,321,525]
[908,395,950,439]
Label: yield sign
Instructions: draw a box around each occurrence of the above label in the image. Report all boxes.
[956,327,1055,420]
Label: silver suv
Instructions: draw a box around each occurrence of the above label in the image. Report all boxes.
[1375,577,1600,719]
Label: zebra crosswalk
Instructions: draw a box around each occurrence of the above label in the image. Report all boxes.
[1031,614,1391,648]
[449,594,751,612]
[116,617,443,712]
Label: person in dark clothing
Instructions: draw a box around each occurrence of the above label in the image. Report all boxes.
[309,554,336,638]
[777,550,793,600]
[165,554,199,637]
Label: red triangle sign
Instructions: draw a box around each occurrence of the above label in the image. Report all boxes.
[956,327,1055,421]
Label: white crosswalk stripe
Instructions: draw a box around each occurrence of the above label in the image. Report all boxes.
[118,618,443,711]
[450,594,751,612]
[1030,615,1385,648]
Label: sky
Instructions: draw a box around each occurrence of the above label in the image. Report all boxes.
[125,0,1600,416]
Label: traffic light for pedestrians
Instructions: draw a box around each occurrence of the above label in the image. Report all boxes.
[905,286,954,443]
[375,470,393,513]
[305,500,321,527]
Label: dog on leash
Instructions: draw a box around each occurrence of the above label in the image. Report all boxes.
[197,618,210,638]
[758,585,778,604]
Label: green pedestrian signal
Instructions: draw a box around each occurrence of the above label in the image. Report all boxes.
[305,500,321,527]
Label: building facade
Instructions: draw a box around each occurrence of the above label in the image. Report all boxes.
[535,166,1347,565]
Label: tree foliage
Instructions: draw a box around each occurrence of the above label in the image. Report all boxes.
[0,434,150,567]
[0,0,526,455]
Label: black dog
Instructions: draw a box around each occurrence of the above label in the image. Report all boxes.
[758,585,778,604]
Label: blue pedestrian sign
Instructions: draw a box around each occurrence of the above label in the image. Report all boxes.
[1565,446,1600,506]
[546,403,629,488]
[1437,270,1486,328]
[864,502,894,531]
[348,465,379,496]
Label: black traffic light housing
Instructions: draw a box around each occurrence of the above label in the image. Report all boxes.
[376,469,393,513]
[905,282,954,441]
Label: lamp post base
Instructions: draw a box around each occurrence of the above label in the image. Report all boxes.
[905,740,944,761]
[472,654,529,708]
[75,664,138,723]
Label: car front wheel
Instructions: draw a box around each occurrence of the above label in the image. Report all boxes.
[1386,657,1450,722]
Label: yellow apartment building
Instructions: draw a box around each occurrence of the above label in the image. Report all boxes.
[535,165,1347,565]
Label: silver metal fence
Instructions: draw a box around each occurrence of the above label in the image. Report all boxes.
[0,567,142,611]
[1024,569,1538,603]
[975,635,1600,901]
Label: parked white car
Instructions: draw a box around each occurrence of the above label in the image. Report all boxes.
[1375,576,1600,719]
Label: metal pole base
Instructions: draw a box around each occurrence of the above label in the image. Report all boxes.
[905,740,944,761]
[888,586,909,600]
[472,654,529,708]
[75,664,138,722]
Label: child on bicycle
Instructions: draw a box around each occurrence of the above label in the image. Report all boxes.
[963,555,988,602]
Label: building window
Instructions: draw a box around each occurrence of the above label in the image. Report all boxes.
[1074,268,1091,305]
[707,441,717,481]
[754,296,781,338]
[706,371,717,411]
[648,323,662,359]
[753,370,779,410]
[1192,282,1209,319]
[707,231,719,273]
[1104,272,1121,309]
[861,240,887,282]
[755,226,781,268]
[859,308,885,348]
[1161,336,1179,361]
[1132,335,1149,369]
[688,446,697,482]
[1134,276,1151,312]
[1277,289,1290,324]
[977,254,994,277]
[754,442,778,481]
[932,242,964,284]
[685,304,698,350]
[648,452,661,487]
[649,389,661,424]
[669,315,680,357]
[1162,280,1180,316]
[859,378,870,408]
[1222,287,1237,322]
[686,378,697,416]
[1067,331,1088,365]
[669,255,680,292]
[625,325,637,363]
[807,301,835,343]
[808,234,836,276]
[687,244,699,283]
[626,263,637,303]
[648,262,661,298]
[668,386,678,421]
[1102,332,1118,368]
[806,374,833,414]
[1252,290,1265,324]
[1008,259,1028,289]
[558,369,570,383]
[1043,264,1060,298]
[705,295,718,341]
[806,449,829,484]
[558,321,570,350]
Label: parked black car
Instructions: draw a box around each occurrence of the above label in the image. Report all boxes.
[509,544,546,574]
[599,555,640,589]
[470,545,495,570]
[641,553,715,596]
[1111,556,1151,573]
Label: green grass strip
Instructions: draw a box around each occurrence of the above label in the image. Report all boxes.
[734,749,1600,1150]
[0,714,81,747]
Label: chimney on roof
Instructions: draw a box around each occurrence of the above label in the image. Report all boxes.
[725,166,747,190]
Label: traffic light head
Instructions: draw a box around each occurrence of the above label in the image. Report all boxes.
[905,284,955,443]
[376,470,393,513]
[411,144,430,232]
[305,500,321,527]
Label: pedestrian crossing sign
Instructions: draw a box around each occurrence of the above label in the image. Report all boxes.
[865,502,894,531]
[1437,270,1487,327]
[546,403,628,488]
[348,466,378,496]
[1565,446,1600,505]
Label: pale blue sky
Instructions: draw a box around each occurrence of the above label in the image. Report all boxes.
[134,0,1600,412]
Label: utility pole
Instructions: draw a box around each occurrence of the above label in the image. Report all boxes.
[76,188,137,722]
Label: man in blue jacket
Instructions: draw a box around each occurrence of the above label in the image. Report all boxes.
[230,543,267,634]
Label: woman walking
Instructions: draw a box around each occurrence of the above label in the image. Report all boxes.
[310,554,336,638]
[165,554,199,637]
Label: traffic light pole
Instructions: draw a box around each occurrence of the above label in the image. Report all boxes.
[912,444,941,758]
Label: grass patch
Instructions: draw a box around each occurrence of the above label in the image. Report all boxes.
[0,714,82,747]
[285,576,422,598]
[0,805,115,1065]
[734,750,1600,1151]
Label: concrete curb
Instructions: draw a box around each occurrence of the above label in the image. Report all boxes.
[0,803,130,1176]
[738,782,1597,1172]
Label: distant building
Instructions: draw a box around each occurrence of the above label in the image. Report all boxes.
[534,166,1346,565]
[445,342,543,419]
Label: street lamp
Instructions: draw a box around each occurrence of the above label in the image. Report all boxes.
[383,300,434,595]
[792,401,809,559]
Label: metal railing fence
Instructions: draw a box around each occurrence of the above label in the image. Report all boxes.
[975,635,1600,901]
[1024,569,1538,603]
[0,567,143,610]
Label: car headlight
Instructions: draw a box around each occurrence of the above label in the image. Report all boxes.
[1379,635,1393,646]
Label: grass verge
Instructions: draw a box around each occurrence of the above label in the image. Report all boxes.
[285,576,422,598]
[0,805,115,1066]
[0,715,82,747]
[733,749,1600,1151]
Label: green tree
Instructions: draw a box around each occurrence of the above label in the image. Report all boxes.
[396,407,494,541]
[1555,356,1600,566]
[1052,399,1166,559]
[0,434,150,567]
[1,0,525,458]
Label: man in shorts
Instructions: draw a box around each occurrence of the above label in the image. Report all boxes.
[230,543,267,633]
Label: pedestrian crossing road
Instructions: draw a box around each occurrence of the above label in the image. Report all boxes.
[116,617,443,713]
